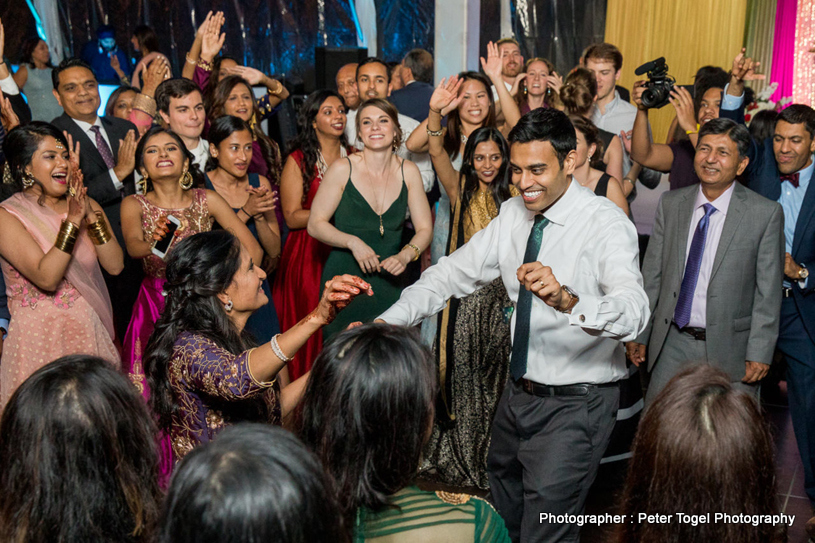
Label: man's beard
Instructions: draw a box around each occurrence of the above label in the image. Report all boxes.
[503,65,521,78]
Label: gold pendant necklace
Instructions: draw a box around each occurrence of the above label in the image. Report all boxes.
[363,154,392,237]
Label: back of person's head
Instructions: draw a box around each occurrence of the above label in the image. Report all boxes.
[133,25,160,54]
[698,117,750,159]
[0,355,160,543]
[693,65,728,92]
[51,57,94,91]
[158,424,347,543]
[298,323,436,529]
[749,109,778,142]
[560,67,597,117]
[145,230,245,432]
[582,42,623,71]
[617,365,779,543]
[508,108,577,168]
[777,104,815,138]
[402,48,433,83]
[156,78,202,114]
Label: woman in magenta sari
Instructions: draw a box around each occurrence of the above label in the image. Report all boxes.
[120,127,261,397]
[0,122,123,408]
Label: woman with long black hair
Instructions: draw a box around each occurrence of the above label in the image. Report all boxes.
[422,78,518,489]
[273,89,349,379]
[144,230,369,464]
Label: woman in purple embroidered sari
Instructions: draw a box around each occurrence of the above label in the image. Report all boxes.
[143,230,370,465]
[0,123,123,409]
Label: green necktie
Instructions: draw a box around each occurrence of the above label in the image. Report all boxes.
[510,215,549,381]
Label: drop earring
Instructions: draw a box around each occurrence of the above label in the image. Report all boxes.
[224,299,233,312]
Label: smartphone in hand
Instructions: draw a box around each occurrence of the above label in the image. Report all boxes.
[151,215,181,259]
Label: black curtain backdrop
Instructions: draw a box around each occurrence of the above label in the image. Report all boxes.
[0,0,435,92]
[480,0,607,76]
[1,1,604,88]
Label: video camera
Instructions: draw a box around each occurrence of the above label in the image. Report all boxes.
[634,57,676,109]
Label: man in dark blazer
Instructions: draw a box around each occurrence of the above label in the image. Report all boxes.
[50,58,140,339]
[722,64,815,531]
[388,49,434,122]
[627,118,784,403]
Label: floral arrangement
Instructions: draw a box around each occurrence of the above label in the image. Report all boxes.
[744,82,792,125]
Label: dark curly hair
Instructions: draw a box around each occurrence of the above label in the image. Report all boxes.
[207,75,282,185]
[1,122,68,203]
[143,230,246,432]
[288,89,349,203]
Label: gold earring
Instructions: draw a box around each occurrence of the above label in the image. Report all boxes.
[179,169,193,190]
[139,172,149,194]
[22,173,35,189]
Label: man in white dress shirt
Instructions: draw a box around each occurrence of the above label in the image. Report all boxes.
[378,108,649,542]
[343,57,434,192]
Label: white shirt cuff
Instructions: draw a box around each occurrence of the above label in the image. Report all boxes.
[721,83,744,111]
[109,168,124,191]
[567,295,598,327]
[0,74,20,95]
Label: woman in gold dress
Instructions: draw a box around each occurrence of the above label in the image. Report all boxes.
[420,77,519,489]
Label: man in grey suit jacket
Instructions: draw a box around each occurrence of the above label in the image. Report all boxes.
[627,118,784,403]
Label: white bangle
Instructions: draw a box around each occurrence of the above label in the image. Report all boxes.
[270,333,293,362]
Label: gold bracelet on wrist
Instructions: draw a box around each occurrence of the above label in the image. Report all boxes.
[270,80,283,96]
[197,58,213,72]
[403,243,421,262]
[426,127,443,137]
[86,212,113,245]
[55,220,80,253]
[132,93,157,118]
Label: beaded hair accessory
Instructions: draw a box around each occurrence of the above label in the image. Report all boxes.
[2,163,13,184]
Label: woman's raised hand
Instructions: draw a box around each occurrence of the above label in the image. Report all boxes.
[669,86,697,134]
[66,176,88,227]
[200,11,226,62]
[315,274,373,325]
[429,76,463,116]
[546,72,563,95]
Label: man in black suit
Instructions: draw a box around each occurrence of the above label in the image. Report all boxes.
[388,49,434,122]
[51,58,140,340]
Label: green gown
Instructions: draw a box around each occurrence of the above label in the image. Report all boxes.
[321,158,408,339]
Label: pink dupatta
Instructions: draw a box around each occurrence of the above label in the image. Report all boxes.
[0,193,115,340]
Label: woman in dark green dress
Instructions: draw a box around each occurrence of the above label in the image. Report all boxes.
[308,98,432,338]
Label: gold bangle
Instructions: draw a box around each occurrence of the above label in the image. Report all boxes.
[403,243,421,262]
[185,53,197,65]
[197,58,213,72]
[55,220,80,253]
[426,127,443,137]
[270,80,283,96]
[132,93,157,118]
[87,213,113,245]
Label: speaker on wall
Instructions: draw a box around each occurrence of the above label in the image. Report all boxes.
[314,47,369,91]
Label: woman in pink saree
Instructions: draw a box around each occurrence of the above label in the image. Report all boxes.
[0,122,123,409]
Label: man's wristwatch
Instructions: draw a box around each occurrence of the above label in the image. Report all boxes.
[799,263,809,280]
[558,285,579,313]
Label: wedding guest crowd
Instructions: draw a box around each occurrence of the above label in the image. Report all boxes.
[0,9,809,543]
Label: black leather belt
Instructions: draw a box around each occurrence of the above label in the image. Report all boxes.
[783,287,794,298]
[673,323,706,340]
[520,379,618,397]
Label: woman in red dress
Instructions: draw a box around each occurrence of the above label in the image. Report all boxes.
[272,90,348,379]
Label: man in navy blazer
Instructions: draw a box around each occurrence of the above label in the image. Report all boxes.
[722,61,815,533]
[388,49,434,122]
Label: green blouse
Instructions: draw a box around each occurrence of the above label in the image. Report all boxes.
[354,486,511,542]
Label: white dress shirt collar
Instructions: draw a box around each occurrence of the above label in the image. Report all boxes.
[693,181,735,217]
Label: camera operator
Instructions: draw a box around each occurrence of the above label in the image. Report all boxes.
[630,50,750,192]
